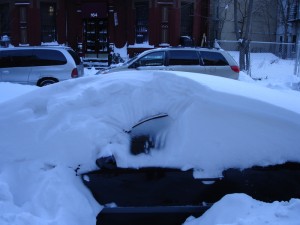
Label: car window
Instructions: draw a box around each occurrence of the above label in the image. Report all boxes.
[136,51,165,66]
[32,49,67,66]
[0,50,34,68]
[200,51,229,66]
[67,49,81,65]
[0,51,13,68]
[168,50,200,65]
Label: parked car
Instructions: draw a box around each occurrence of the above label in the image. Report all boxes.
[97,47,240,79]
[0,46,84,86]
[82,113,300,225]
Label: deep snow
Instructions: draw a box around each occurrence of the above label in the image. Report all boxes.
[0,52,300,225]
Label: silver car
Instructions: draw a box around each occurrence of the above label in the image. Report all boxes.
[0,46,84,86]
[98,47,240,80]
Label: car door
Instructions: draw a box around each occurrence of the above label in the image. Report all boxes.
[131,51,166,71]
[0,50,32,84]
[166,50,206,74]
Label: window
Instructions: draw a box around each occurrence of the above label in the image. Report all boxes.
[136,52,165,66]
[0,51,13,68]
[32,50,67,66]
[168,50,200,65]
[20,6,27,23]
[162,6,169,22]
[180,1,194,37]
[200,51,229,66]
[40,3,57,43]
[0,49,67,68]
[19,6,28,44]
[135,2,149,44]
[161,6,169,43]
[0,3,10,37]
[0,50,34,68]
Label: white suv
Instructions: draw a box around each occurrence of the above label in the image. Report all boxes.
[98,47,240,80]
[0,46,84,86]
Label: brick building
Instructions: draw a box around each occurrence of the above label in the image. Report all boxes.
[0,0,210,57]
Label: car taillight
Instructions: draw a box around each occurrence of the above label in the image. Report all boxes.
[230,65,240,73]
[71,68,79,78]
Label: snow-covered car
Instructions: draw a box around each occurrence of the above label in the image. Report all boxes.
[79,71,300,225]
[83,114,300,225]
[96,47,240,80]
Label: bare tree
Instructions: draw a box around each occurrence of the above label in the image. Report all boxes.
[277,0,296,59]
[252,0,276,42]
[234,0,254,71]
[216,0,233,40]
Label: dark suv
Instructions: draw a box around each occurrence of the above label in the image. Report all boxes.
[98,47,240,79]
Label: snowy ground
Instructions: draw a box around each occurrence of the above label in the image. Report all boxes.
[0,53,300,225]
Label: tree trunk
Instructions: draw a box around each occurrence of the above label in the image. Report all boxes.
[234,0,240,40]
[235,0,254,72]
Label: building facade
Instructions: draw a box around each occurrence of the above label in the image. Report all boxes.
[208,0,278,42]
[0,0,210,58]
[277,0,299,44]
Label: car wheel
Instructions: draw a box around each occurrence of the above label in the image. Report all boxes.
[38,79,58,87]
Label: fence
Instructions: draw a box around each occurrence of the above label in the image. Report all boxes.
[216,40,299,79]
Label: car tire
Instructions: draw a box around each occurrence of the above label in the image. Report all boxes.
[37,78,58,87]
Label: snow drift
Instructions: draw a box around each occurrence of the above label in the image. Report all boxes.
[1,70,300,225]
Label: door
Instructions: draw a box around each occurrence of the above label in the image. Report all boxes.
[83,19,108,58]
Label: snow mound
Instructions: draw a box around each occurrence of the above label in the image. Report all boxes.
[184,194,300,225]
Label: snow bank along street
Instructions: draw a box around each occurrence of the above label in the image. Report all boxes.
[0,53,300,225]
